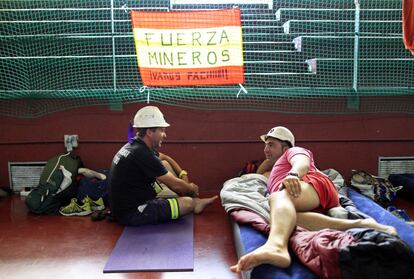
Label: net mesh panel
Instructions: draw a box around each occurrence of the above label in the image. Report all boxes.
[0,0,413,117]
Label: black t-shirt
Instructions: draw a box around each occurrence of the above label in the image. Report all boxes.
[108,138,168,219]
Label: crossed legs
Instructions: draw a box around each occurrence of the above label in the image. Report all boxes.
[231,182,320,272]
[230,181,397,273]
[161,160,218,214]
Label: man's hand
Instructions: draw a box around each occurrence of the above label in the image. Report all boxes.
[283,153,310,198]
[282,175,301,198]
[257,159,275,176]
[190,183,199,197]
[157,172,198,197]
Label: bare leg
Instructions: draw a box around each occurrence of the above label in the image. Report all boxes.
[177,195,218,215]
[230,192,294,272]
[162,160,176,176]
[231,185,320,273]
[297,212,397,235]
[194,196,219,214]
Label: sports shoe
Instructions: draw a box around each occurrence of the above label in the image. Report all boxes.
[91,209,111,221]
[387,206,414,227]
[82,196,105,211]
[59,198,92,216]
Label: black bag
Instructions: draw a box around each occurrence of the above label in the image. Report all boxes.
[349,170,402,208]
[388,174,414,202]
[238,160,259,176]
[25,153,83,214]
[25,167,64,214]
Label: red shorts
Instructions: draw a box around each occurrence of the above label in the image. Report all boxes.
[302,172,339,214]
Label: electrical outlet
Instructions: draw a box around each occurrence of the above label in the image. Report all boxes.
[64,135,79,151]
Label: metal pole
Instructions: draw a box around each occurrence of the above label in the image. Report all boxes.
[111,0,116,92]
[353,0,360,92]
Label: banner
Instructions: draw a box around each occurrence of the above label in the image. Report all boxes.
[131,8,244,86]
[403,0,414,55]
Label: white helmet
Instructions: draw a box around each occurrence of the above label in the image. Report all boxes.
[260,126,295,147]
[133,106,170,128]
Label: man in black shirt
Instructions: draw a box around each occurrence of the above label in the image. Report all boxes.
[108,106,217,225]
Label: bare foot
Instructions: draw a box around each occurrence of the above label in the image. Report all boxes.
[230,244,291,273]
[193,195,218,214]
[361,218,397,236]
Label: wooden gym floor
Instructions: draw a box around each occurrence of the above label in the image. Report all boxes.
[0,193,241,279]
[1,191,413,279]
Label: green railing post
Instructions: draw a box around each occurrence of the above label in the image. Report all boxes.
[109,0,122,111]
[349,0,360,111]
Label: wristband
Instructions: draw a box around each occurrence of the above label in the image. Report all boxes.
[178,170,188,179]
[287,172,299,178]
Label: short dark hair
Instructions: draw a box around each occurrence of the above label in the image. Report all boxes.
[275,139,292,148]
[282,140,293,148]
[137,127,157,138]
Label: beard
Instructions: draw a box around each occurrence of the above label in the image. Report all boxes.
[152,139,162,150]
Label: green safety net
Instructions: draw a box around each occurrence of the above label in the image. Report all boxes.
[0,0,413,118]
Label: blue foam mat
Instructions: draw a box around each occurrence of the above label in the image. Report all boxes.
[103,214,194,273]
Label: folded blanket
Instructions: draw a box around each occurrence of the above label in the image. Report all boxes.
[220,173,270,222]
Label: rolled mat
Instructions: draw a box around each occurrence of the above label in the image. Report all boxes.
[103,214,194,273]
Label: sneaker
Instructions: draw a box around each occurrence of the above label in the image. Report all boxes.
[91,209,110,221]
[82,196,105,211]
[387,206,414,227]
[59,198,92,216]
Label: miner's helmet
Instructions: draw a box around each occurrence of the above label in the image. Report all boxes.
[132,106,170,128]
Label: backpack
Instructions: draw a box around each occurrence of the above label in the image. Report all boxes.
[349,170,403,208]
[238,160,259,176]
[25,153,83,214]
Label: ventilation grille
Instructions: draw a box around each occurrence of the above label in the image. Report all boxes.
[378,156,414,178]
[8,161,47,192]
